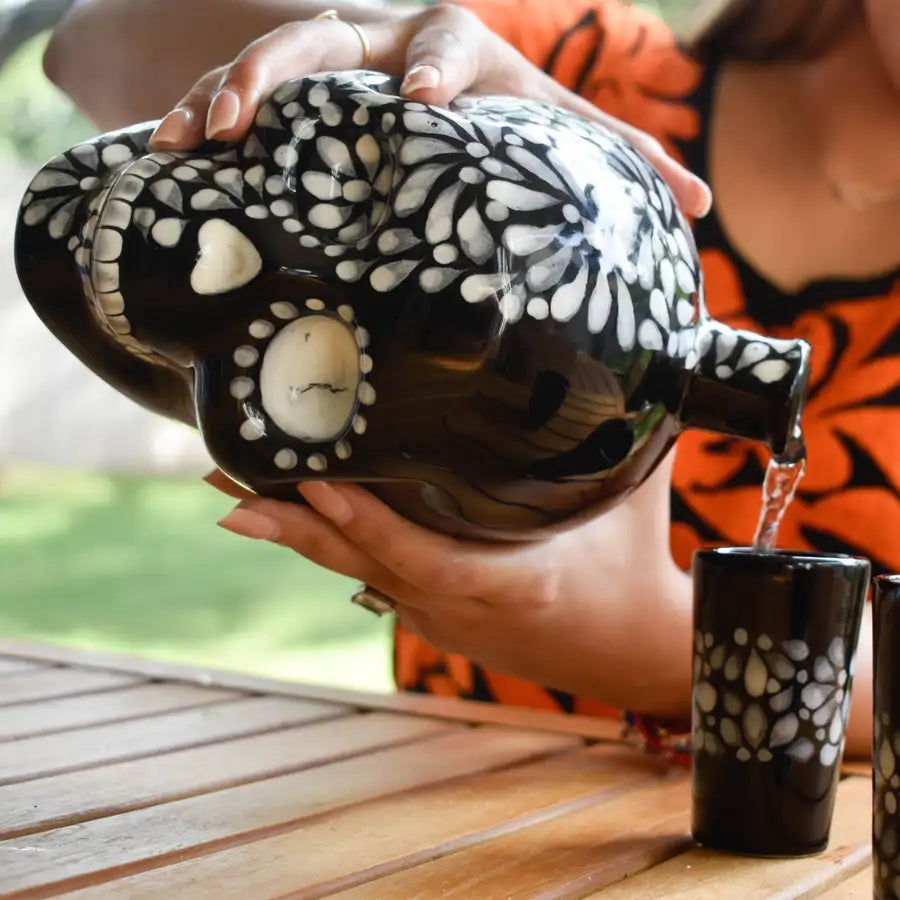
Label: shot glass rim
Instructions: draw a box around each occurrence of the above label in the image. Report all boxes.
[693,546,870,573]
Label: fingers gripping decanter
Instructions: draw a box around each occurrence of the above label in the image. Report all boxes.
[15,71,810,542]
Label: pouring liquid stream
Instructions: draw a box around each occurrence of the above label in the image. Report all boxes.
[753,434,807,551]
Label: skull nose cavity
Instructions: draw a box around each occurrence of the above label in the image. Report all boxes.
[259,315,362,442]
[191,219,263,295]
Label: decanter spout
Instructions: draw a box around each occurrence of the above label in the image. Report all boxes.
[679,322,811,459]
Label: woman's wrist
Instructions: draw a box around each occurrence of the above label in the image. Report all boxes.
[43,0,419,126]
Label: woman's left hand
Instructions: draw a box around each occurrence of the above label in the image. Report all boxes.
[204,459,695,715]
[209,471,575,670]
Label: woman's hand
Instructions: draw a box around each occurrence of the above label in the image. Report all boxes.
[205,455,696,716]
[149,4,712,217]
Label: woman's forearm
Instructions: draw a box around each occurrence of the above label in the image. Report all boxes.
[43,0,418,128]
[570,547,694,716]
[517,452,696,716]
[593,453,696,715]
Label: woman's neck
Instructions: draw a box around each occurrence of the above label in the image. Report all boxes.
[788,11,900,208]
[707,15,900,295]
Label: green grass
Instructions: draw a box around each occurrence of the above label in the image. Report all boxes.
[0,33,95,164]
[0,464,394,691]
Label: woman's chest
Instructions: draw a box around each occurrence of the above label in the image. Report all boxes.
[706,63,900,295]
[712,178,900,297]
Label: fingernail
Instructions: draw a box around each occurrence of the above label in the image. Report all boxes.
[206,89,241,138]
[150,108,193,146]
[217,507,281,541]
[298,481,354,526]
[694,177,713,218]
[401,64,441,95]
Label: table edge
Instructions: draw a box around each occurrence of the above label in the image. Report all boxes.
[0,637,625,742]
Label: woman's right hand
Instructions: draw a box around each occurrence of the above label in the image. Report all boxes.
[149,3,712,217]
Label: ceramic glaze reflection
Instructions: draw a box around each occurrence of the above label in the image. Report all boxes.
[14,70,813,540]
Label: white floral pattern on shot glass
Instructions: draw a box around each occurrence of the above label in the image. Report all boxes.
[692,629,854,766]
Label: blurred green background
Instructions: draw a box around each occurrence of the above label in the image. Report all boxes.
[0,0,681,164]
[1,464,394,688]
[0,0,678,690]
[0,21,398,689]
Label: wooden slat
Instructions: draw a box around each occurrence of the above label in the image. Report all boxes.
[60,745,672,900]
[0,668,141,707]
[0,727,578,896]
[816,867,872,898]
[331,776,691,899]
[0,712,451,839]
[0,638,624,742]
[586,775,871,899]
[0,682,241,742]
[0,659,46,676]
[0,695,344,786]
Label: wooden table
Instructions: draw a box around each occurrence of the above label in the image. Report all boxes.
[0,638,874,899]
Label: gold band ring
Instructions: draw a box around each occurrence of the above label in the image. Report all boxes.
[351,585,397,617]
[313,9,371,67]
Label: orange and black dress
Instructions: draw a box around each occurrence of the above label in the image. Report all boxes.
[393,0,900,740]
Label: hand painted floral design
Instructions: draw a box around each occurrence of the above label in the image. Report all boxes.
[261,72,397,251]
[18,69,806,400]
[242,70,710,362]
[875,714,900,899]
[450,94,700,351]
[16,68,809,504]
[798,638,852,766]
[692,628,853,766]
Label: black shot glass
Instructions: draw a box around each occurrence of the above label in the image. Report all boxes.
[874,575,900,898]
[690,548,870,857]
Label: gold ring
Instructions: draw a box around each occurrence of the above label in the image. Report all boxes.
[351,585,397,617]
[313,9,371,67]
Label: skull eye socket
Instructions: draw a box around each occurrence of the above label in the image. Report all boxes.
[259,315,361,442]
[229,298,376,473]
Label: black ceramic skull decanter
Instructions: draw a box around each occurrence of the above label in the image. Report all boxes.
[15,71,811,541]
